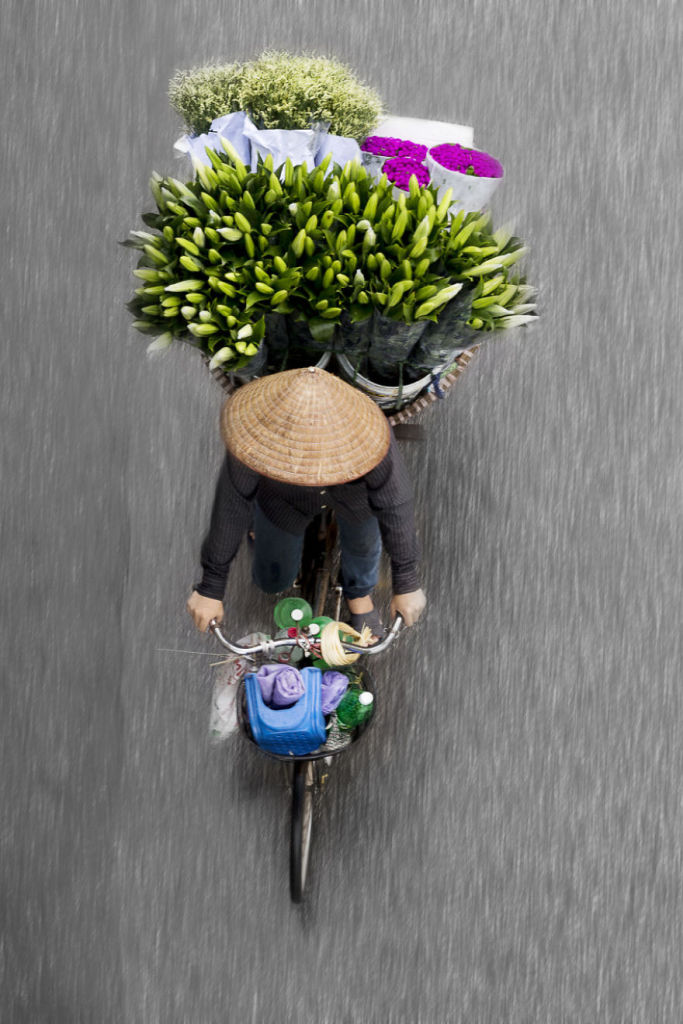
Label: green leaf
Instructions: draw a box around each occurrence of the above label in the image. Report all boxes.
[251,317,266,343]
[307,318,336,343]
[132,320,164,335]
[349,303,373,322]
[245,291,263,310]
[141,212,164,229]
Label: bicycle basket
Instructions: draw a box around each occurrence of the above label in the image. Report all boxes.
[244,666,327,756]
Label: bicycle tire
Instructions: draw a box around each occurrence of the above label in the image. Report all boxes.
[290,759,315,902]
[291,510,338,901]
[312,530,340,617]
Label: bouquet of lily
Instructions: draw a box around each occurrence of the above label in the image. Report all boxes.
[122,141,458,366]
[122,137,535,381]
[406,211,536,376]
[122,51,537,404]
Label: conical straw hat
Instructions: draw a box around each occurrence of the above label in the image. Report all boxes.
[221,366,391,486]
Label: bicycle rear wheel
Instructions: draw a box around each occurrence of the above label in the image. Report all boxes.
[290,760,316,902]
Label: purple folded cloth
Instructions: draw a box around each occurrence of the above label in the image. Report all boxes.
[321,671,349,715]
[256,664,305,708]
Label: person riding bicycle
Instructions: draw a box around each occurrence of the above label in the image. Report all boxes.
[187,366,426,637]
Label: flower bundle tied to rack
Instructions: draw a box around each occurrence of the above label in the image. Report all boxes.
[121,50,538,413]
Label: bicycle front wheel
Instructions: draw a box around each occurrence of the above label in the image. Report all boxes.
[290,760,315,903]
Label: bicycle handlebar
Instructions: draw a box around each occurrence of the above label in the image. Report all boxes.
[209,614,404,657]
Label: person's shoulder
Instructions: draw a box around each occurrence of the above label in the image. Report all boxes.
[227,449,259,477]
[363,428,402,485]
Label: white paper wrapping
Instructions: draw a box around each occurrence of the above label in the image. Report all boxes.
[425,152,502,213]
[173,111,251,167]
[374,114,474,150]
[173,131,220,166]
[242,114,325,173]
[208,111,252,165]
[173,111,478,203]
[360,114,474,189]
[175,111,364,178]
[360,151,386,183]
[315,133,362,171]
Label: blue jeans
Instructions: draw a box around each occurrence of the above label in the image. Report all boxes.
[251,502,382,599]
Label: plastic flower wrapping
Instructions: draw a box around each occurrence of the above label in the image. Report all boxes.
[174,110,363,175]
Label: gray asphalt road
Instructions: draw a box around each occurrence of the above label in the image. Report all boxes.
[3,2,682,1021]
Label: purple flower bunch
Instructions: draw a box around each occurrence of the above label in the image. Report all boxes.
[382,157,430,191]
[361,135,428,161]
[429,143,503,179]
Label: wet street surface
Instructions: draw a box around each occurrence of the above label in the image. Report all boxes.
[3,2,682,1020]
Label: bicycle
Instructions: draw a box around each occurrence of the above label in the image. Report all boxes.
[209,509,403,903]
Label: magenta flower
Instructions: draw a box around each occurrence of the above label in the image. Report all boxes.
[382,157,430,191]
[429,143,503,179]
[361,135,428,161]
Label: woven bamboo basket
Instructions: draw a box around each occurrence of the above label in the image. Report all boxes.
[201,347,479,427]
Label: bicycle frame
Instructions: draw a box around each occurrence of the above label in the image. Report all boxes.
[207,514,404,903]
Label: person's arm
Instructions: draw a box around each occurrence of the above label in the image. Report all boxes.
[365,434,423,603]
[193,451,258,600]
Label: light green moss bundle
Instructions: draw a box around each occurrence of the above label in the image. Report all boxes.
[168,50,384,141]
[168,63,245,139]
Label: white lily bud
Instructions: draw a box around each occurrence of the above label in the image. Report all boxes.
[146,333,173,355]
[497,314,538,330]
[208,347,233,369]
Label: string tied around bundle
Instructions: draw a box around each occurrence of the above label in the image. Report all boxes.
[320,620,372,666]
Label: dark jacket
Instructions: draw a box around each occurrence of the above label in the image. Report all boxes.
[195,432,421,600]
